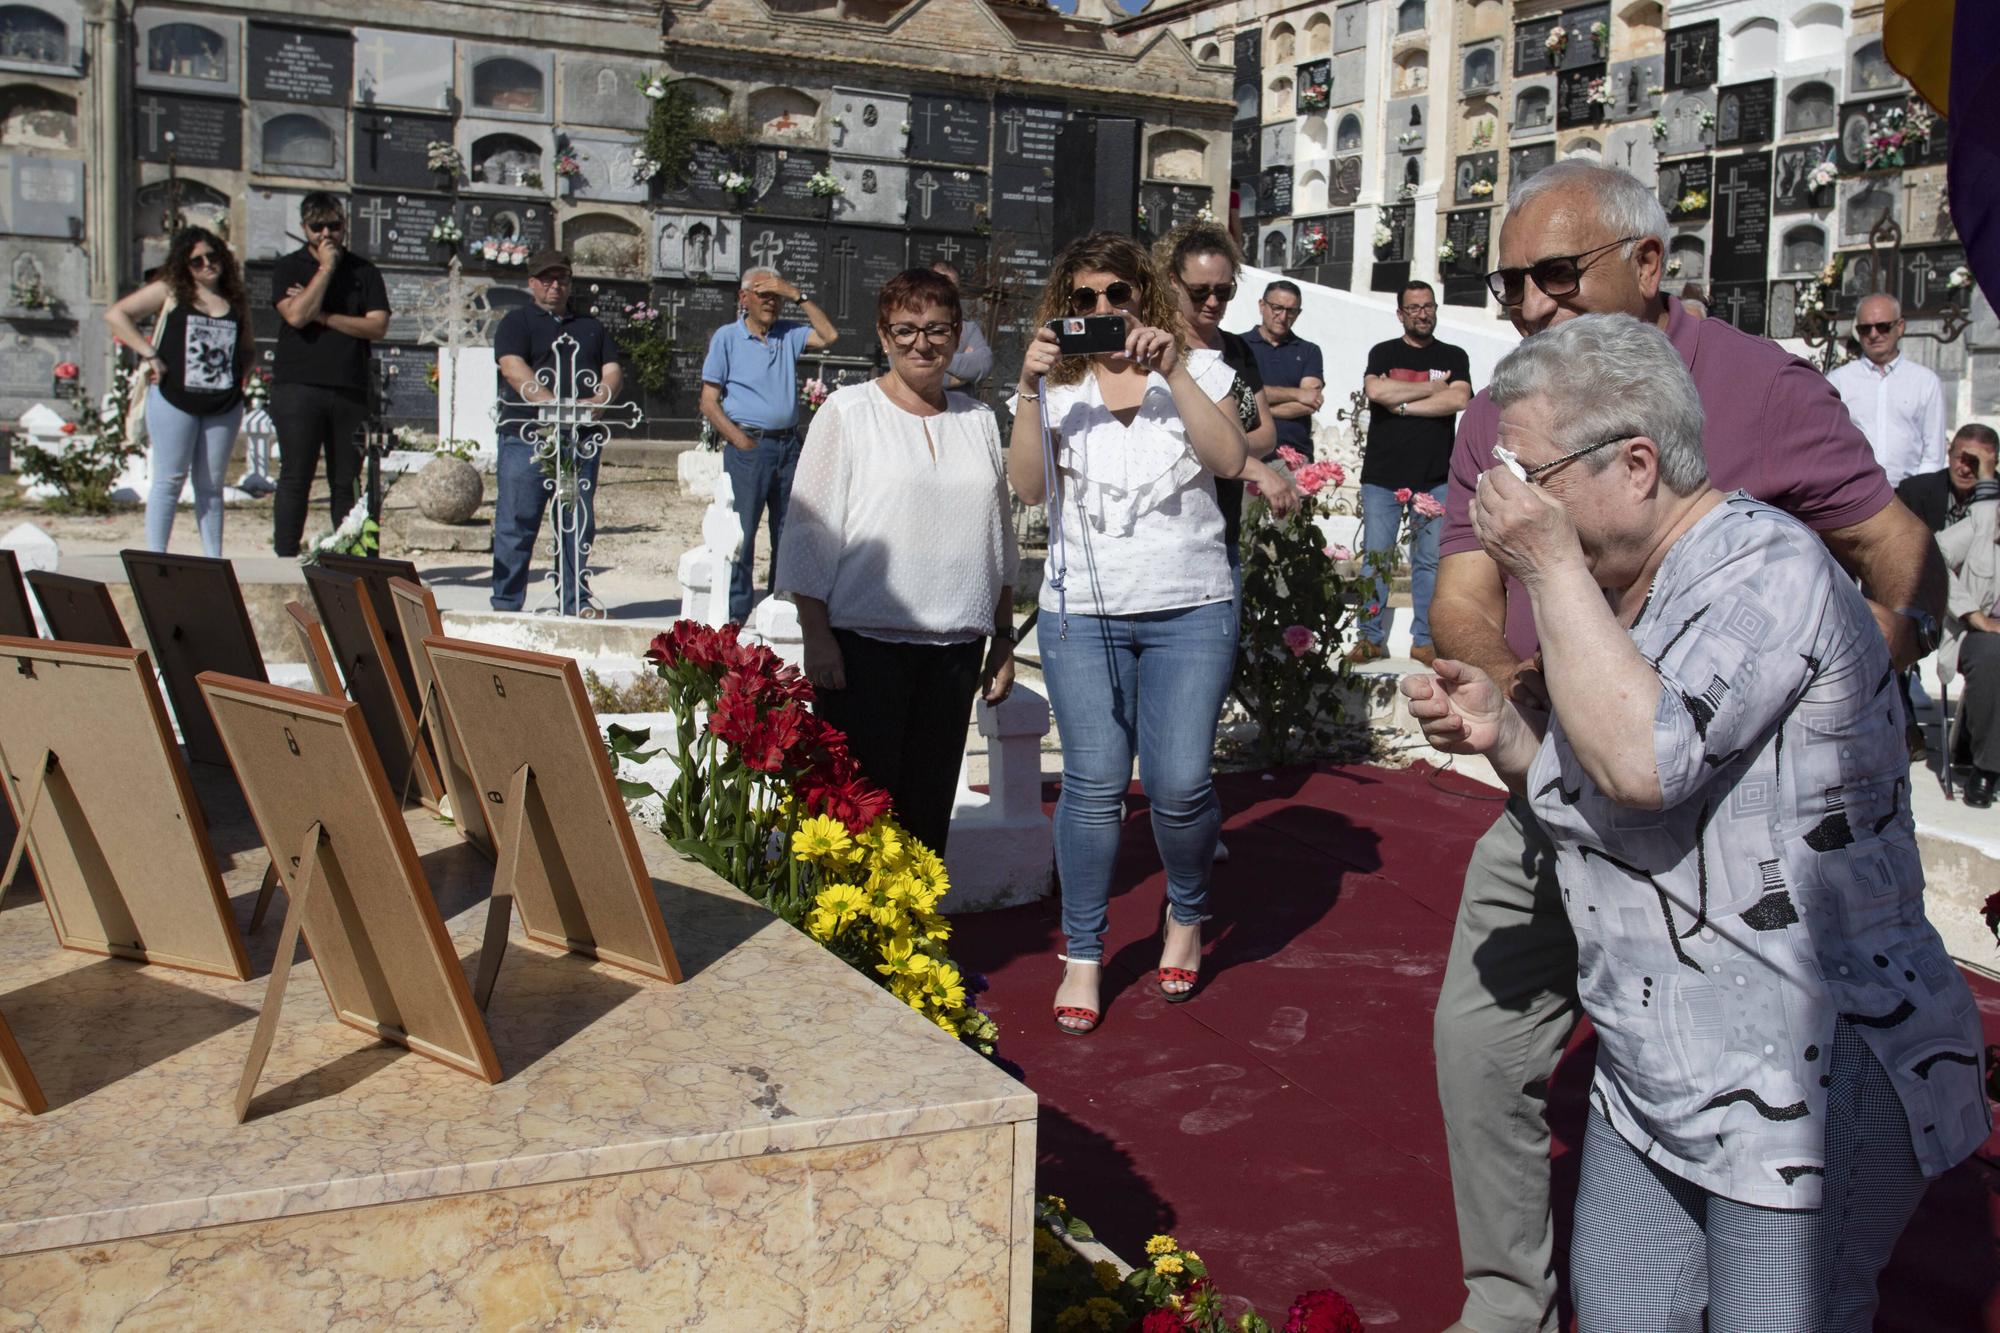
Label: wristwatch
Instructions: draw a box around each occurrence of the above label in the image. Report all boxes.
[1895,606,1940,655]
[1395,402,1408,416]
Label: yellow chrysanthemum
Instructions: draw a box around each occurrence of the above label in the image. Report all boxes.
[875,932,917,977]
[1092,1260,1121,1292]
[1153,1253,1185,1276]
[922,960,967,1012]
[1143,1235,1177,1257]
[857,819,907,871]
[805,907,839,943]
[915,846,949,890]
[792,815,856,867]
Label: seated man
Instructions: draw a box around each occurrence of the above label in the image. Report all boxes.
[1898,422,1999,533]
[1941,495,2000,807]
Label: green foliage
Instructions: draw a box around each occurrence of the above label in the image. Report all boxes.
[641,80,708,196]
[13,365,143,515]
[612,321,676,395]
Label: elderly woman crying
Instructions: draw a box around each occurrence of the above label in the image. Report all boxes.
[1401,314,1986,1333]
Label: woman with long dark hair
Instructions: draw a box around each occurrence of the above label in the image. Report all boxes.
[1007,232,1252,1034]
[105,226,252,555]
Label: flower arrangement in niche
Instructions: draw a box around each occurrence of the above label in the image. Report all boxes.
[1698,107,1717,133]
[610,299,675,395]
[1666,256,1683,277]
[426,140,465,183]
[1470,118,1494,148]
[1651,115,1668,141]
[1397,128,1421,149]
[520,170,545,191]
[1948,265,1973,291]
[1585,77,1613,108]
[1675,188,1708,215]
[428,216,462,245]
[1862,104,1914,170]
[1437,238,1458,265]
[1545,25,1568,59]
[1590,20,1609,53]
[805,169,844,197]
[244,364,272,410]
[554,151,582,179]
[1465,236,1486,264]
[639,73,668,101]
[1299,80,1331,111]
[1372,222,1395,251]
[717,170,752,197]
[1300,225,1329,260]
[632,150,661,183]
[1807,159,1840,192]
[1468,177,1494,198]
[800,377,831,411]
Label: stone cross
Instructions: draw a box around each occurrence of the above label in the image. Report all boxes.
[1716,286,1753,326]
[139,97,167,153]
[659,287,687,341]
[1000,107,1026,157]
[749,229,784,270]
[408,258,489,439]
[518,333,645,618]
[827,236,859,319]
[914,171,939,220]
[915,101,941,144]
[1713,172,1749,236]
[357,195,393,250]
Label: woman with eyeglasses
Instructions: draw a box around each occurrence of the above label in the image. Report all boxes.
[104,226,252,556]
[775,268,1018,855]
[1007,231,1252,1035]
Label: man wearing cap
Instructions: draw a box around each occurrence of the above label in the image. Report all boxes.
[491,248,622,615]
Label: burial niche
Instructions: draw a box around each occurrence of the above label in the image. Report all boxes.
[1787,4,1842,63]
[1267,75,1293,119]
[472,57,545,115]
[1850,39,1899,93]
[1396,50,1428,93]
[1268,21,1295,64]
[1726,18,1778,78]
[1566,137,1603,161]
[148,21,225,82]
[1397,0,1425,35]
[1263,231,1288,269]
[264,113,336,171]
[1305,13,1331,56]
[1297,168,1327,212]
[0,5,64,64]
[563,212,644,275]
[1669,233,1705,281]
[471,132,544,189]
[1337,114,1363,152]
[1198,42,1221,64]
[1516,85,1553,131]
[1464,46,1497,92]
[1785,80,1834,134]
[679,78,729,122]
[1147,130,1206,182]
[749,86,817,141]
[1300,114,1329,156]
[0,84,74,149]
[1781,224,1825,275]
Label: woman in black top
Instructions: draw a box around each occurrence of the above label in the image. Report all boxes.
[105,227,251,556]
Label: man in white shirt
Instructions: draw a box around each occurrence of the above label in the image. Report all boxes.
[1827,293,1948,486]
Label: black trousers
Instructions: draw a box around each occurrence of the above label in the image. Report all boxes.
[270,381,369,557]
[810,630,985,855]
[1959,631,2000,772]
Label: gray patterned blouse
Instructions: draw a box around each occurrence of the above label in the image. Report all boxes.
[1527,493,1989,1209]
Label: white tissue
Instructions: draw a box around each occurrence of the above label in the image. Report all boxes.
[1492,444,1528,481]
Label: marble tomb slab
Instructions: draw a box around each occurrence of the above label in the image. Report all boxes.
[828,86,909,162]
[559,55,653,132]
[0,156,82,239]
[352,28,452,112]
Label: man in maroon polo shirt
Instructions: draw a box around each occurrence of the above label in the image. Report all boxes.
[1426,160,1945,1333]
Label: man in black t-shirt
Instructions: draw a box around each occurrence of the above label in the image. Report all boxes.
[269,191,391,556]
[1354,281,1472,665]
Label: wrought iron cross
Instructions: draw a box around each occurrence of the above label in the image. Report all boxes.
[517,332,644,619]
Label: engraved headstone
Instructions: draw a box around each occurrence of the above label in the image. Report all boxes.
[907,168,986,234]
[461,199,550,268]
[1333,3,1366,53]
[738,147,830,221]
[0,239,83,319]
[1232,124,1259,180]
[1443,208,1492,308]
[1233,77,1257,125]
[1329,50,1366,108]
[1836,96,1905,176]
[1233,29,1260,78]
[1710,151,1771,284]
[0,155,81,238]
[1665,21,1719,92]
[1515,16,1558,78]
[1561,5,1611,71]
[1298,58,1333,111]
[1606,56,1665,124]
[992,162,1053,234]
[1837,175,1900,246]
[353,28,452,112]
[822,226,904,340]
[907,94,988,166]
[1659,156,1713,224]
[133,92,240,168]
[134,10,239,96]
[1137,183,1210,240]
[1714,79,1774,149]
[559,56,651,131]
[1510,141,1557,189]
[993,238,1054,341]
[459,120,554,194]
[1557,65,1608,130]
[1902,164,1955,244]
[459,45,552,122]
[1708,281,1765,336]
[243,263,279,339]
[1832,248,1883,318]
[1898,243,1966,316]
[250,102,346,180]
[572,279,648,334]
[740,222,824,290]
[657,142,736,212]
[350,192,457,268]
[993,96,1064,168]
[1259,166,1293,219]
[354,110,454,191]
[381,271,446,342]
[909,233,988,280]
[373,344,435,424]
[1374,203,1413,264]
[0,328,75,417]
[1766,281,1800,340]
[1659,90,1715,159]
[247,23,349,107]
[1603,123,1658,181]
[829,87,909,161]
[657,282,739,413]
[566,133,651,205]
[1326,154,1363,208]
[829,159,907,227]
[1453,151,1498,206]
[1261,120,1296,166]
[652,211,742,281]
[1773,139,1837,213]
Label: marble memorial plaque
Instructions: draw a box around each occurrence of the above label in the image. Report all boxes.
[991,162,1053,235]
[350,192,457,268]
[133,91,240,168]
[740,222,823,291]
[459,44,552,123]
[1443,208,1492,308]
[1510,142,1556,189]
[1256,223,1289,272]
[373,344,434,424]
[908,233,988,280]
[134,9,239,96]
[1514,16,1557,78]
[907,93,988,166]
[1557,64,1608,130]
[1603,123,1658,182]
[381,271,445,342]
[1259,165,1293,219]
[1453,152,1498,206]
[1231,124,1259,180]
[1898,243,1966,316]
[1329,50,1366,108]
[250,102,346,181]
[241,263,279,339]
[572,279,649,336]
[559,56,652,131]
[1766,280,1801,340]
[1660,156,1713,223]
[1334,3,1366,54]
[1298,58,1333,110]
[0,156,81,239]
[0,239,84,319]
[1559,5,1610,72]
[907,168,986,234]
[1385,152,1423,200]
[1665,21,1718,92]
[1138,183,1209,240]
[461,198,551,266]
[1911,108,1949,169]
[0,328,75,415]
[245,188,326,260]
[1605,56,1665,124]
[1375,204,1413,264]
[567,134,651,206]
[1710,151,1771,284]
[354,110,454,191]
[829,87,909,161]
[823,226,905,339]
[247,23,349,108]
[1836,96,1905,176]
[1902,165,1955,245]
[1260,121,1296,167]
[993,96,1064,168]
[1847,36,1903,96]
[1837,175,1900,247]
[1512,76,1556,139]
[1326,154,1363,208]
[1708,281,1765,336]
[1773,138,1838,213]
[994,238,1054,340]
[1386,96,1425,152]
[459,120,555,195]
[1291,214,1336,265]
[658,281,740,410]
[1832,248,1883,319]
[1659,90,1715,159]
[742,147,832,221]
[656,142,736,212]
[1714,79,1774,149]
[829,159,907,227]
[1233,29,1260,78]
[353,28,452,112]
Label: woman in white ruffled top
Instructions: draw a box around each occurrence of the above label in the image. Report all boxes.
[1007,231,1257,1035]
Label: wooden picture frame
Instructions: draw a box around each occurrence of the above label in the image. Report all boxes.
[0,636,249,980]
[422,635,682,996]
[24,571,129,648]
[196,673,501,1118]
[120,550,268,768]
[310,554,425,707]
[304,566,442,807]
[0,550,34,638]
[387,579,493,858]
[284,601,343,697]
[0,1009,46,1115]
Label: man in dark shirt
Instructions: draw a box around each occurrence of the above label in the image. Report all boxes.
[1240,279,1326,458]
[491,248,622,615]
[1354,280,1471,665]
[270,191,391,557]
[1898,422,1999,532]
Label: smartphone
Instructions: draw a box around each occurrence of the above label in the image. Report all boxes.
[1048,315,1128,357]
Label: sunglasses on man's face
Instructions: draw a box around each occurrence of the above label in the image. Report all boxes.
[1855,320,1900,336]
[306,220,344,234]
[1179,280,1237,305]
[1068,281,1137,314]
[1485,235,1639,305]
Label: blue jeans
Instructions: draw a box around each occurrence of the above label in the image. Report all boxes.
[1359,481,1446,647]
[491,427,600,614]
[1040,600,1238,963]
[144,387,242,557]
[723,430,802,623]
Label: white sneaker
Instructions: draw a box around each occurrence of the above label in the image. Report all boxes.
[1212,838,1230,863]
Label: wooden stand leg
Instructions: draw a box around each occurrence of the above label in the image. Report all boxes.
[470,763,531,1011]
[400,684,439,810]
[248,861,281,932]
[234,821,325,1123]
[0,751,53,900]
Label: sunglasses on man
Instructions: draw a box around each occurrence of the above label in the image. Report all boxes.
[1855,320,1900,336]
[306,220,345,234]
[1484,235,1639,305]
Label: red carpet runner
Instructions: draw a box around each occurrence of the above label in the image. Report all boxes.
[949,761,2000,1330]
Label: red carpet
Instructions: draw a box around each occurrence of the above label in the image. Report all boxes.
[950,761,2000,1330]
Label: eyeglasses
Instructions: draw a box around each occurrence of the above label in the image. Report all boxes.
[1068,281,1136,314]
[886,322,957,347]
[532,271,572,284]
[1261,300,1300,316]
[1522,434,1631,483]
[188,253,222,271]
[306,220,345,234]
[1179,280,1237,305]
[1855,320,1900,336]
[1401,302,1437,315]
[1484,236,1639,305]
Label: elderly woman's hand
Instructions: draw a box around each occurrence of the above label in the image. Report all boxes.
[1400,658,1511,756]
[1471,458,1585,588]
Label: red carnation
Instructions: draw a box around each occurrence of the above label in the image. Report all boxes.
[52,361,79,380]
[1137,1310,1190,1333]
[1282,1288,1363,1333]
[58,421,77,435]
[705,688,760,747]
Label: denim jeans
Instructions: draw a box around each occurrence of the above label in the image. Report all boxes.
[723,430,803,623]
[1359,480,1447,647]
[1040,600,1238,963]
[144,387,242,557]
[491,427,600,614]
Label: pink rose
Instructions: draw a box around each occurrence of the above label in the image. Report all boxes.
[1364,603,1381,617]
[1276,445,1307,467]
[1412,491,1446,519]
[1283,625,1317,657]
[52,361,79,381]
[1323,543,1353,562]
[1394,487,1413,503]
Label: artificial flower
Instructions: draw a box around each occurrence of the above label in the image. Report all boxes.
[1283,625,1317,658]
[1394,487,1413,503]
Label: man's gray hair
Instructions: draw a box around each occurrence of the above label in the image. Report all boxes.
[740,266,781,290]
[1507,160,1671,250]
[1489,313,1708,495]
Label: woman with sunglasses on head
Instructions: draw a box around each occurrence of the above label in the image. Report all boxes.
[775,268,1018,856]
[1008,231,1254,1035]
[105,226,252,557]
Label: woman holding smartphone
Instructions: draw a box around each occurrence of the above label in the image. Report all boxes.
[1008,231,1252,1035]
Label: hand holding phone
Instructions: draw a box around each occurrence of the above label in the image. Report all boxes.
[1048,314,1127,357]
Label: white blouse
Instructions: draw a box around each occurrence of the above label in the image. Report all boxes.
[774,380,1019,645]
[1026,371,1232,618]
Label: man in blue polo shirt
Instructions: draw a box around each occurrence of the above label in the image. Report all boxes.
[1240,279,1325,457]
[699,266,839,622]
[492,247,621,614]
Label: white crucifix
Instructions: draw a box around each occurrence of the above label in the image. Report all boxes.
[914,171,939,220]
[659,287,687,340]
[932,236,962,266]
[1713,172,1751,236]
[139,97,167,153]
[749,229,785,270]
[359,31,394,90]
[1000,107,1026,157]
[357,196,393,250]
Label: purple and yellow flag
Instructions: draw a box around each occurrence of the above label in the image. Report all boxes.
[1886,0,2000,310]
